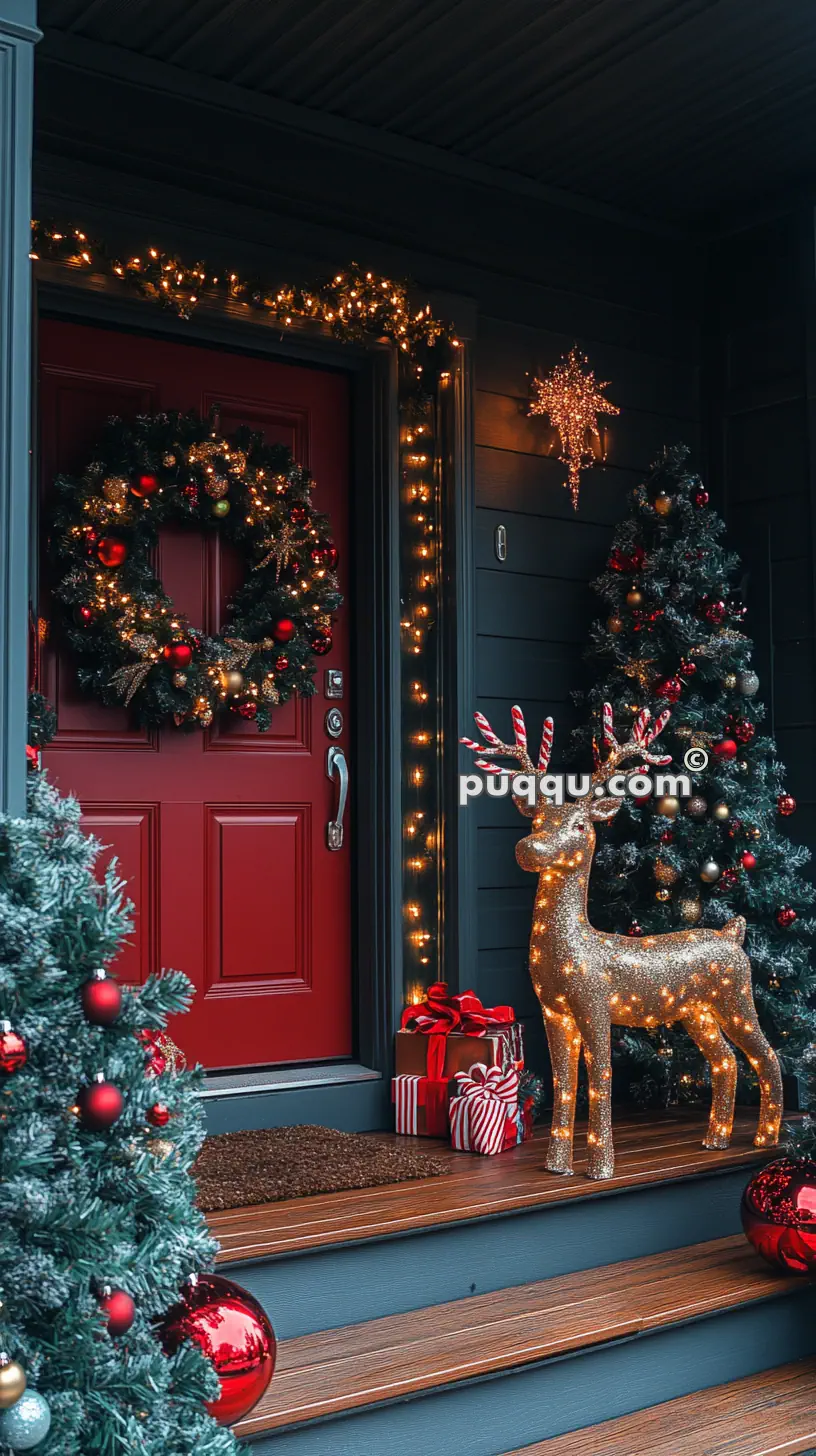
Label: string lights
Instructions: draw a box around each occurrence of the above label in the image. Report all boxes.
[528,347,619,509]
[33,220,459,1004]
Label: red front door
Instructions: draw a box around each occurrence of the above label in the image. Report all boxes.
[39,319,352,1071]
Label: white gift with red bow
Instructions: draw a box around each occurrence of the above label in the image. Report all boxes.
[449,1061,521,1155]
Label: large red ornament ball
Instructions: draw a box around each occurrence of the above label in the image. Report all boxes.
[272,617,296,643]
[778,794,797,816]
[693,487,710,507]
[158,1273,276,1426]
[81,971,122,1026]
[78,1079,124,1131]
[163,642,193,669]
[97,537,128,568]
[99,1288,136,1336]
[0,1023,27,1074]
[713,738,738,761]
[741,1158,816,1273]
[777,905,798,929]
[654,676,682,703]
[147,1102,171,1128]
[740,851,757,871]
[131,472,160,498]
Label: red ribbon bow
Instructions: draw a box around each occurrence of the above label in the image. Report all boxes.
[452,1062,520,1155]
[401,983,515,1086]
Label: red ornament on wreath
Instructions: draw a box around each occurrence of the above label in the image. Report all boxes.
[237,702,258,720]
[778,794,797,816]
[0,1021,27,1074]
[97,537,128,568]
[272,617,296,644]
[162,642,193,669]
[777,905,798,929]
[78,1077,124,1131]
[275,655,289,671]
[713,738,738,761]
[289,504,309,525]
[81,969,122,1026]
[158,1273,276,1426]
[741,1158,816,1273]
[311,631,333,656]
[130,472,159,498]
[99,1288,136,1337]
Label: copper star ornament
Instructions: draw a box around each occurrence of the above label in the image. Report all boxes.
[528,347,619,509]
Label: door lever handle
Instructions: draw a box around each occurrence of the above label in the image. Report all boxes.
[326,745,348,850]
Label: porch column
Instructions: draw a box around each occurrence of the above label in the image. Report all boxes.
[0,2,39,816]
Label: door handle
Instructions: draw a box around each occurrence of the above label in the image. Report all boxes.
[326,745,348,850]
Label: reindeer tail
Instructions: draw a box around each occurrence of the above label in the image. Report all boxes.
[720,915,746,945]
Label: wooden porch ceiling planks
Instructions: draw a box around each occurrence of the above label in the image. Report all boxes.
[508,1358,816,1455]
[208,1111,772,1263]
[232,1235,807,1438]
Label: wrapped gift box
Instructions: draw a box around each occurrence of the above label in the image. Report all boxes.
[395,1026,522,1079]
[392,1073,453,1137]
[449,1062,532,1156]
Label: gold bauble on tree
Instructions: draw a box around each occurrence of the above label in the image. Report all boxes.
[654,859,680,886]
[678,895,703,924]
[654,492,672,516]
[224,670,244,694]
[103,475,129,508]
[712,800,730,822]
[0,1358,26,1409]
[723,673,738,690]
[607,616,624,634]
[655,888,671,902]
[626,588,643,607]
[655,795,680,818]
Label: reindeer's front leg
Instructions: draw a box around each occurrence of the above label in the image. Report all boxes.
[543,1007,581,1175]
[573,1007,615,1179]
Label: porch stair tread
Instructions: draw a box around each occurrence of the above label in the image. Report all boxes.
[211,1110,770,1265]
[233,1233,804,1439]
[505,1357,816,1454]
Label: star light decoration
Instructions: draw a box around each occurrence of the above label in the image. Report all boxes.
[528,347,619,509]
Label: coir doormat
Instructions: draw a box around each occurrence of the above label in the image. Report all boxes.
[194,1124,451,1211]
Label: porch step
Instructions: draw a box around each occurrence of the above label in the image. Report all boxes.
[506,1359,816,1454]
[234,1235,816,1454]
[210,1111,774,1340]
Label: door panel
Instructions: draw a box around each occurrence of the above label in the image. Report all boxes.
[40,319,352,1070]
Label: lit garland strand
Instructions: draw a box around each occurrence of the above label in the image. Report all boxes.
[528,347,619,509]
[32,220,459,1005]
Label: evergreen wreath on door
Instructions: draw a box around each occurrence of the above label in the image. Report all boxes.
[49,409,342,730]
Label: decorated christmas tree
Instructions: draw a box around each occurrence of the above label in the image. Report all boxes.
[570,446,816,1108]
[0,771,240,1454]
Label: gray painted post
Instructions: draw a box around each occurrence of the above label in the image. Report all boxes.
[0,2,39,816]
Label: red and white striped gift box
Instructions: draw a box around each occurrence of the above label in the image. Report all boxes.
[392,1074,425,1135]
[449,1062,520,1155]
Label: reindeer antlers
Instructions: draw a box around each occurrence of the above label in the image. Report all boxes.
[461,706,554,776]
[597,703,672,779]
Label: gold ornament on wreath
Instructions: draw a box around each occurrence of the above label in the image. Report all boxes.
[461,701,782,1180]
[49,409,342,732]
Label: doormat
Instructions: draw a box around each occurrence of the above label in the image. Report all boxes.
[194,1124,451,1211]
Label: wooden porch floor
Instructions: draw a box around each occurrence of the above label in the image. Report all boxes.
[208,1109,771,1264]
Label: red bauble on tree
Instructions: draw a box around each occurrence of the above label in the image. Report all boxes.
[740,851,757,871]
[99,1288,136,1336]
[130,472,159,498]
[777,906,798,929]
[162,642,193,669]
[77,1076,124,1131]
[97,537,128,568]
[0,1021,27,1074]
[700,596,726,624]
[311,542,338,570]
[778,794,797,816]
[147,1102,171,1128]
[608,544,645,573]
[713,738,738,761]
[289,504,309,526]
[654,676,682,703]
[717,867,740,891]
[741,1159,816,1273]
[726,715,755,744]
[272,617,296,643]
[81,969,122,1026]
[158,1273,276,1425]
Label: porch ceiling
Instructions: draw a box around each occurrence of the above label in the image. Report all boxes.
[36,0,816,225]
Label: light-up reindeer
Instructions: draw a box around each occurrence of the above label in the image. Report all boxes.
[462,704,782,1179]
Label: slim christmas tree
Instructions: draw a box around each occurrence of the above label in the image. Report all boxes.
[0,772,237,1454]
[571,446,816,1108]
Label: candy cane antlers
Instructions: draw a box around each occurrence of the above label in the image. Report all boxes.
[461,706,554,777]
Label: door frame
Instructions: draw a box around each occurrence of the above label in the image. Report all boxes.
[32,268,475,1126]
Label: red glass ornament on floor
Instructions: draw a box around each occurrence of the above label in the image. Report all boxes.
[0,1022,27,1074]
[654,676,682,703]
[272,617,296,643]
[778,794,797,816]
[693,487,709,507]
[777,906,798,928]
[97,537,128,568]
[740,851,757,871]
[158,1273,276,1425]
[81,970,122,1026]
[131,472,159,498]
[147,1102,170,1128]
[741,1158,816,1273]
[713,738,738,761]
[99,1288,136,1336]
[78,1079,124,1131]
[162,642,193,669]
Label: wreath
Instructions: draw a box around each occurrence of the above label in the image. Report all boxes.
[50,410,342,731]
